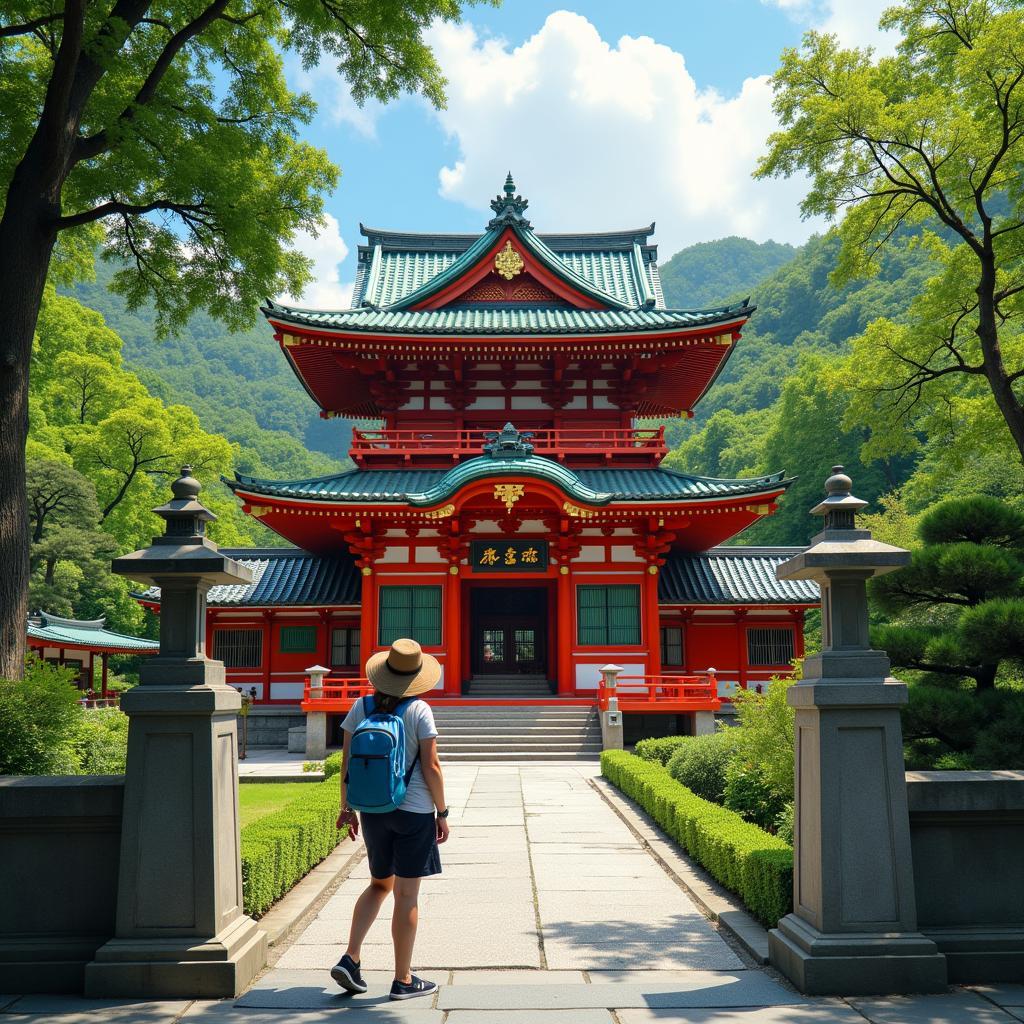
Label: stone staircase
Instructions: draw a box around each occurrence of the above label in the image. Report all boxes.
[464,674,553,697]
[432,704,602,761]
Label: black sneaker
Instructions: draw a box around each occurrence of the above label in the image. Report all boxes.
[330,953,367,993]
[389,975,438,1001]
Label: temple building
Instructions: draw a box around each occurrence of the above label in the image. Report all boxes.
[140,177,817,745]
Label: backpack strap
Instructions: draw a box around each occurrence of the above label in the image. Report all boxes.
[396,697,421,784]
[362,694,374,716]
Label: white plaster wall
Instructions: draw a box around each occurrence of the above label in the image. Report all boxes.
[574,661,645,690]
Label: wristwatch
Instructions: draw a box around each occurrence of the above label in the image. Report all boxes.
[437,807,450,819]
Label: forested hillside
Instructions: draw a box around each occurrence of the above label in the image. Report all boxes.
[64,263,347,480]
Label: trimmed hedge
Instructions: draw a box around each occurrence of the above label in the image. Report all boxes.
[601,750,792,926]
[323,751,343,778]
[240,779,347,917]
[633,735,692,766]
[666,732,736,803]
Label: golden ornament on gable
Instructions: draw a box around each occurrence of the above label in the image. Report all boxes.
[494,240,525,280]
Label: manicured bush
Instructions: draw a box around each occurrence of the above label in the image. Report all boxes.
[323,751,343,778]
[0,659,83,775]
[633,735,692,766]
[602,750,792,926]
[240,779,348,917]
[723,759,788,832]
[665,731,736,803]
[73,707,129,774]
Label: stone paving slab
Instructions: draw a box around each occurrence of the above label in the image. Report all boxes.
[235,969,442,1012]
[0,996,191,1022]
[973,986,1024,1007]
[449,971,586,985]
[617,1006,865,1023]
[446,1012,613,1024]
[848,991,1020,1023]
[179,1004,442,1024]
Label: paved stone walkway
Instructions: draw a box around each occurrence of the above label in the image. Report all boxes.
[3,765,1022,1022]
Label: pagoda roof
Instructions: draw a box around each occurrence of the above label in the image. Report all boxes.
[261,302,749,337]
[660,547,819,605]
[27,612,160,653]
[139,547,816,609]
[135,548,360,608]
[226,462,791,505]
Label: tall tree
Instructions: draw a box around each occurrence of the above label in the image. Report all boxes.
[757,2,1024,469]
[0,0,487,677]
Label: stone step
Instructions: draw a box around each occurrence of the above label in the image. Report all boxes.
[438,726,601,736]
[442,750,601,762]
[442,741,604,753]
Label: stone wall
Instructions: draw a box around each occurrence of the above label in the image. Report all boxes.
[907,770,1024,982]
[244,707,306,747]
[0,777,124,993]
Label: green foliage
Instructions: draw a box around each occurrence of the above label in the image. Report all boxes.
[0,659,83,775]
[919,496,1024,550]
[665,731,736,804]
[73,708,129,774]
[633,736,692,766]
[601,751,792,926]
[240,779,346,917]
[322,751,343,779]
[659,237,795,309]
[722,760,788,833]
[729,676,797,802]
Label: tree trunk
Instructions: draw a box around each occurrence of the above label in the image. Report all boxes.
[0,176,59,679]
[974,664,998,691]
[976,251,1024,463]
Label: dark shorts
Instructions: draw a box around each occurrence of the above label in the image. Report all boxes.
[360,809,442,880]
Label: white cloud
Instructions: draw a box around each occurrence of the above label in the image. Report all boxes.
[285,213,354,309]
[762,0,898,52]
[287,57,382,138]
[426,13,821,255]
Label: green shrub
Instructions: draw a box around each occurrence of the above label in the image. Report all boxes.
[774,803,794,845]
[73,708,128,774]
[602,750,792,926]
[302,760,322,773]
[240,779,347,917]
[323,751,342,778]
[665,731,736,803]
[0,659,83,775]
[633,736,692,765]
[729,675,796,802]
[723,759,788,831]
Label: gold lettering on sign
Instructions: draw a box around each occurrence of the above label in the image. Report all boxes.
[494,483,525,511]
[504,547,517,566]
[479,547,499,566]
[494,240,525,281]
[521,547,539,564]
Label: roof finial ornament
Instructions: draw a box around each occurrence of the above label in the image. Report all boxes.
[483,422,535,459]
[810,464,868,532]
[488,172,532,229]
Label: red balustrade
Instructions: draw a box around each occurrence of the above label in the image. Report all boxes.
[597,673,721,713]
[301,675,373,712]
[349,426,667,467]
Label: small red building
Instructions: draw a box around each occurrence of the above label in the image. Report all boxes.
[141,177,817,739]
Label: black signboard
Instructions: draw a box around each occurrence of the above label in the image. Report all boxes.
[470,539,549,573]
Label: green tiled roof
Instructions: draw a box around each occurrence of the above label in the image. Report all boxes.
[27,612,159,652]
[227,462,791,504]
[354,224,664,310]
[262,302,751,336]
[660,548,819,605]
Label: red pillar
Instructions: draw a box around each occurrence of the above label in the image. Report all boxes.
[444,570,462,695]
[319,609,331,671]
[736,610,749,690]
[643,566,662,680]
[261,610,273,703]
[792,609,806,661]
[360,567,377,676]
[101,652,108,700]
[556,567,574,695]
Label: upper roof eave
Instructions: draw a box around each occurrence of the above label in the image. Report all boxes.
[358,223,657,252]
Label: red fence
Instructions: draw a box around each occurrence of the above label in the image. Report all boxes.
[301,676,372,713]
[598,673,721,713]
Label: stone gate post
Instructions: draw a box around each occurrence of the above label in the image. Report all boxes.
[84,468,267,997]
[767,467,947,995]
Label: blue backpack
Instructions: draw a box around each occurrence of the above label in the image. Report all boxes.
[345,695,420,813]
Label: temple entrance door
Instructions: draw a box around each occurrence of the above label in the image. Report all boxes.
[470,587,548,676]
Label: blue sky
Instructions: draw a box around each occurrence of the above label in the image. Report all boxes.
[283,1,892,308]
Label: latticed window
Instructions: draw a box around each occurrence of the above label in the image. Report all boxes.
[746,627,795,667]
[378,586,442,647]
[331,627,361,668]
[577,585,641,646]
[660,626,684,667]
[279,625,317,653]
[214,628,262,668]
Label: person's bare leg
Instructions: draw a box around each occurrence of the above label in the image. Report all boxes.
[392,875,422,983]
[346,876,394,962]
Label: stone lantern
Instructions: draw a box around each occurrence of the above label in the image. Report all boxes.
[767,467,946,994]
[85,468,266,997]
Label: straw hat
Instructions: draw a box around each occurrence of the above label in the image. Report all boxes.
[366,638,441,697]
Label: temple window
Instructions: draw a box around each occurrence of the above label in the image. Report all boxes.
[577,585,641,646]
[214,628,262,668]
[378,586,442,647]
[279,625,318,654]
[331,627,361,668]
[660,626,684,667]
[746,627,795,667]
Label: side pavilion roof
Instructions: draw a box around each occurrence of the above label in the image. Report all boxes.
[27,612,159,654]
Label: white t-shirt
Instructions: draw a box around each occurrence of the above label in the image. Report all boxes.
[341,697,438,814]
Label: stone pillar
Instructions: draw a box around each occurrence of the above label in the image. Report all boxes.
[85,468,267,998]
[693,711,716,736]
[599,664,624,750]
[305,665,330,759]
[768,467,946,995]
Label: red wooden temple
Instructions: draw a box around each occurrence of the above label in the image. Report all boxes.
[138,176,817,739]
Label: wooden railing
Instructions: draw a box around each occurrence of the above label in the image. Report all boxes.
[301,675,373,712]
[349,426,667,466]
[598,673,721,713]
[79,695,120,709]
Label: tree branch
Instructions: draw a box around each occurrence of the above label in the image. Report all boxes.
[0,13,64,38]
[54,198,208,230]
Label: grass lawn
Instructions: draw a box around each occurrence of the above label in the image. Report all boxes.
[239,782,318,827]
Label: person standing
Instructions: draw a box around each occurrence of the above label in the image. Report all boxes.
[332,639,451,1001]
